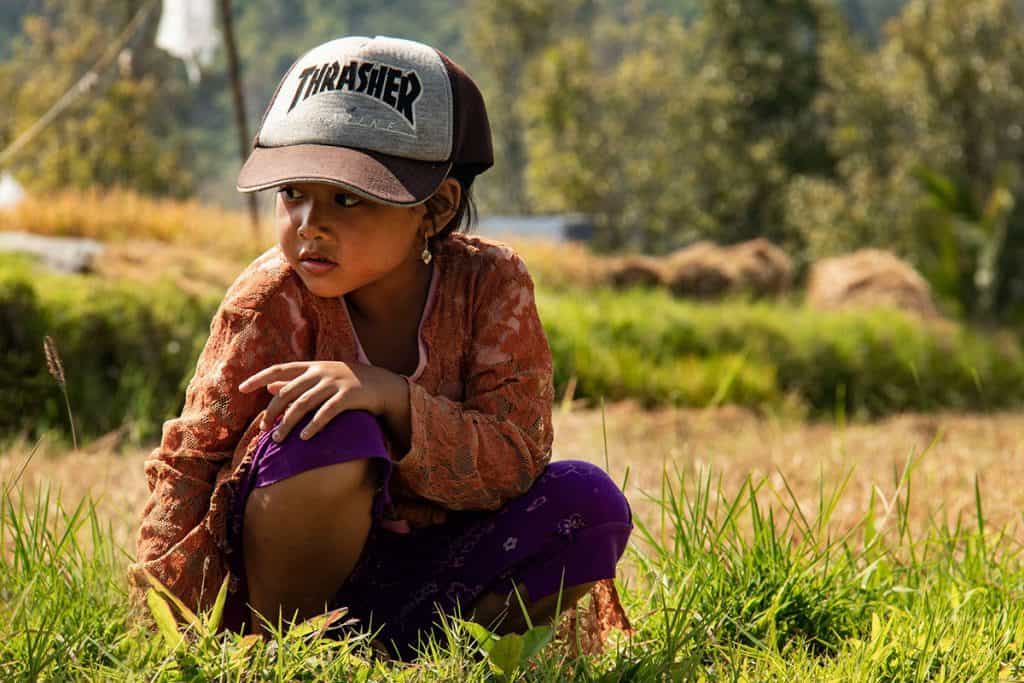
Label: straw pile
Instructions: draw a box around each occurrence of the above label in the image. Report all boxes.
[604,255,666,289]
[806,249,939,318]
[602,238,793,299]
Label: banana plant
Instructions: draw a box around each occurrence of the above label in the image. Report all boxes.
[913,164,1017,319]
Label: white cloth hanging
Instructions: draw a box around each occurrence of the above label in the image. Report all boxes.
[0,172,26,209]
[155,0,220,83]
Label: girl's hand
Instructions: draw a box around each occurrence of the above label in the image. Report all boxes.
[238,361,404,442]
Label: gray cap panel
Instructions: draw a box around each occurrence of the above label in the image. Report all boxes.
[257,36,453,162]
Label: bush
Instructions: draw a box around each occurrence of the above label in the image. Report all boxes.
[0,253,218,446]
[540,286,1024,417]
[4,257,1023,447]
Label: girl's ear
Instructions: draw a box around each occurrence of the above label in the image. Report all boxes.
[424,178,462,237]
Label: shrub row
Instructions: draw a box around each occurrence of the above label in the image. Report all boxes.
[540,286,1024,417]
[0,254,216,445]
[4,257,1023,447]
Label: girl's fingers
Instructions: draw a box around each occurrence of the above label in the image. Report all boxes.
[262,372,319,431]
[273,383,336,442]
[298,393,349,440]
[239,363,308,392]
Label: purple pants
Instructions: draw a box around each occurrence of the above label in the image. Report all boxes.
[224,409,632,659]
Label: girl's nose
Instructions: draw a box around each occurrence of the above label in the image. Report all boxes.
[296,200,331,237]
[297,219,327,239]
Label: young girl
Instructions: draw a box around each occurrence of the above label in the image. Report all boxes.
[129,35,632,659]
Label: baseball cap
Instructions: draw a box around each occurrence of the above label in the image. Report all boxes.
[237,36,493,205]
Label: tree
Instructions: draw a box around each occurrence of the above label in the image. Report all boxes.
[893,0,1024,318]
[0,0,33,59]
[467,0,586,215]
[834,0,906,44]
[792,0,1024,318]
[700,0,841,245]
[522,18,699,251]
[0,0,193,196]
[521,0,842,252]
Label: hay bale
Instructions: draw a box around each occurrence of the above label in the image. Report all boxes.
[663,253,735,298]
[806,249,939,318]
[664,240,792,299]
[726,238,793,295]
[600,238,793,299]
[604,255,666,289]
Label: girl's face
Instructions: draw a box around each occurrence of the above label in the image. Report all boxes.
[275,182,428,299]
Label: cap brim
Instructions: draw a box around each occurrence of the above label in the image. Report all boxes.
[236,143,452,206]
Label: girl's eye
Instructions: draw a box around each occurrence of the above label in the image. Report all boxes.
[335,193,361,208]
[278,186,302,201]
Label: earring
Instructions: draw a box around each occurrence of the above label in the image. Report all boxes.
[421,235,432,264]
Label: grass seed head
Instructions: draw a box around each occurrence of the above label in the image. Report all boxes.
[43,335,66,387]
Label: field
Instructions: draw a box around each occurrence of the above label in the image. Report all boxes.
[4,191,1024,679]
[4,404,1024,680]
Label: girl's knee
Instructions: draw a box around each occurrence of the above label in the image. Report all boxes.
[246,458,374,519]
[534,460,632,528]
[239,408,389,541]
[251,408,389,485]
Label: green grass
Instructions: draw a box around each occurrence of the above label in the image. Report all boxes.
[541,286,1024,417]
[0,252,218,444]
[4,253,1024,448]
[4,442,1024,680]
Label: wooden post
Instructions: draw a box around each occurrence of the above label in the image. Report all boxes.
[217,0,260,240]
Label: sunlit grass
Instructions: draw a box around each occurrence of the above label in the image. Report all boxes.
[541,285,1024,417]
[3,360,1024,680]
[5,435,1024,680]
[5,190,1024,678]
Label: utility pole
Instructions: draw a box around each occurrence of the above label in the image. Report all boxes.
[217,0,260,240]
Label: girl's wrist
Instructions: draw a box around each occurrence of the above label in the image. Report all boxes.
[377,370,413,455]
[379,369,410,419]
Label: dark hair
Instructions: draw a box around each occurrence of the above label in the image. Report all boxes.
[423,167,478,242]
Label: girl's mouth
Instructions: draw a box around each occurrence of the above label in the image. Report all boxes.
[299,258,337,275]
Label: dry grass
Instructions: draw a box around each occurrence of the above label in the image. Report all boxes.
[556,404,1024,548]
[0,187,274,262]
[3,406,1022,561]
[0,187,729,295]
[0,187,606,296]
[504,236,608,289]
[92,240,253,300]
[0,187,794,302]
[89,233,605,300]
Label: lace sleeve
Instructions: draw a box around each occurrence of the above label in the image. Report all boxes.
[392,251,555,510]
[128,277,309,613]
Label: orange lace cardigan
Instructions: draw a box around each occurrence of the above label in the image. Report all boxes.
[128,233,630,644]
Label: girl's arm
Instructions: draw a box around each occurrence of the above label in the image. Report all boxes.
[129,273,310,613]
[387,251,555,512]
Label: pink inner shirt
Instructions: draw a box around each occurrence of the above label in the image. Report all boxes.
[339,261,440,382]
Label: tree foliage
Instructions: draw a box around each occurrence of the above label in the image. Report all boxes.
[0,0,194,196]
[5,0,1024,318]
[466,0,588,214]
[0,1,190,194]
[791,0,1024,317]
[514,0,1024,318]
[521,0,842,252]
